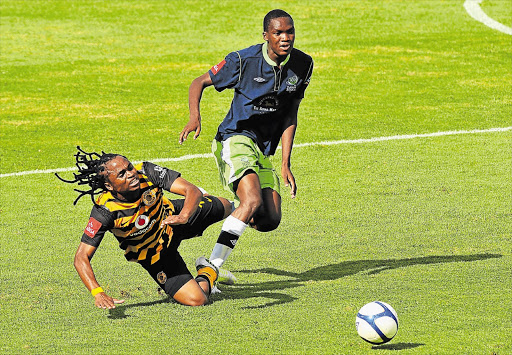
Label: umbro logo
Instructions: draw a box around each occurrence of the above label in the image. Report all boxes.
[253,77,265,83]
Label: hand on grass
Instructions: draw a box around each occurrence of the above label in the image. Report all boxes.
[94,292,125,310]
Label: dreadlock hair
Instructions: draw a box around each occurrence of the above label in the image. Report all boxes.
[55,146,123,205]
[263,9,293,32]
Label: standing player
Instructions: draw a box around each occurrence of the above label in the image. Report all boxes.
[179,9,313,281]
[57,147,233,308]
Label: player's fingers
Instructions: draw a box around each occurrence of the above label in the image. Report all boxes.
[193,126,201,140]
[290,180,297,198]
[179,129,189,144]
[113,298,125,304]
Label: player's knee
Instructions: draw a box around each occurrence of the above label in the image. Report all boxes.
[255,214,281,232]
[239,195,263,216]
[179,293,208,307]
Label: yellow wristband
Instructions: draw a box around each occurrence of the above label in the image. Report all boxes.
[91,287,104,296]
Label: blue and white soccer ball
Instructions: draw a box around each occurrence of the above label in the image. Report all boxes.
[356,301,399,344]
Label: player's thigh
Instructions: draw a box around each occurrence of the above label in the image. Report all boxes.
[142,251,194,297]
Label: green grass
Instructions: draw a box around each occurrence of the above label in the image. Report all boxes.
[1,0,511,354]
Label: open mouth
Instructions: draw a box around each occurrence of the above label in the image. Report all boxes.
[129,177,140,187]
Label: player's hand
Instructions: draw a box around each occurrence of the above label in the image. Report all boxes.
[281,166,297,199]
[179,118,201,144]
[94,292,125,310]
[160,214,188,227]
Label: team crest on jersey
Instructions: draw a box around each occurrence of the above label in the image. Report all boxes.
[142,189,157,206]
[254,95,279,112]
[286,75,299,92]
[157,271,167,284]
[135,215,150,229]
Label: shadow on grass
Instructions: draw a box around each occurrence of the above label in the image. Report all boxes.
[108,298,171,319]
[108,253,501,316]
[372,342,425,350]
[216,253,501,309]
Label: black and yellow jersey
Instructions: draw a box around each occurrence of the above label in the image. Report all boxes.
[81,162,181,265]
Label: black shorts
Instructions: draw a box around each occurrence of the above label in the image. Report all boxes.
[141,195,225,297]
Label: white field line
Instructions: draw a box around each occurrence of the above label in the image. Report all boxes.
[464,0,512,35]
[1,127,511,179]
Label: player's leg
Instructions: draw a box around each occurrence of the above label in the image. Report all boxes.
[249,187,281,232]
[173,279,209,306]
[173,256,219,306]
[209,135,280,274]
[143,252,215,306]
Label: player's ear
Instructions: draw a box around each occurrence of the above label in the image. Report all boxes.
[263,31,268,41]
[104,181,113,191]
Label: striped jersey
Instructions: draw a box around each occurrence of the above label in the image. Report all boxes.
[81,162,180,265]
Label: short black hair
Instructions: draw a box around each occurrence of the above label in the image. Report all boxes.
[263,9,293,32]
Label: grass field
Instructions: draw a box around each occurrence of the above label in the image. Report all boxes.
[1,0,511,354]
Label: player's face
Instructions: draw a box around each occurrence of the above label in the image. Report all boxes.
[263,17,295,64]
[103,156,140,195]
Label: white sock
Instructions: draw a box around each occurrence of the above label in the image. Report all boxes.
[210,215,248,268]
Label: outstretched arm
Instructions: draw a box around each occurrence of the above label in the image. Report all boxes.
[179,72,214,144]
[74,242,125,309]
[281,98,301,198]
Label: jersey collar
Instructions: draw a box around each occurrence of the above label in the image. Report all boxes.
[262,42,290,67]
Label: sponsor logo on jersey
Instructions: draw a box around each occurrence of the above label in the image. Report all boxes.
[157,271,167,284]
[211,60,226,75]
[84,217,102,238]
[253,95,279,112]
[131,220,156,237]
[142,190,157,206]
[135,215,150,229]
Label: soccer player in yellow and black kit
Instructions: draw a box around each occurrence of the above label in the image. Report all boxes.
[57,147,232,308]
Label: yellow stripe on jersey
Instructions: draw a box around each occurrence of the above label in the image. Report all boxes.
[95,168,176,265]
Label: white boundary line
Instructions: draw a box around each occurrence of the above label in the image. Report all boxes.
[1,127,511,179]
[464,0,512,35]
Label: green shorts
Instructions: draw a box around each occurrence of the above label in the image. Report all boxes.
[212,135,280,201]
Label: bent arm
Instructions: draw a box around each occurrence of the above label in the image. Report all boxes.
[161,177,203,226]
[179,72,214,144]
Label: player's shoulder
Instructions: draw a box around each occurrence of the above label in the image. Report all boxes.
[90,202,115,225]
[234,43,263,59]
[291,48,313,63]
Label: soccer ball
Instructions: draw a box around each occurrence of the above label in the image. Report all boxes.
[356,301,399,344]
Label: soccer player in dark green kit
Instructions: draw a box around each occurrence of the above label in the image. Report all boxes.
[179,9,313,283]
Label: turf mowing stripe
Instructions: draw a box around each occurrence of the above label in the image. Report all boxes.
[464,0,512,35]
[1,127,511,178]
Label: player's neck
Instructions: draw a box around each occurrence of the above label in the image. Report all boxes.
[113,190,141,203]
